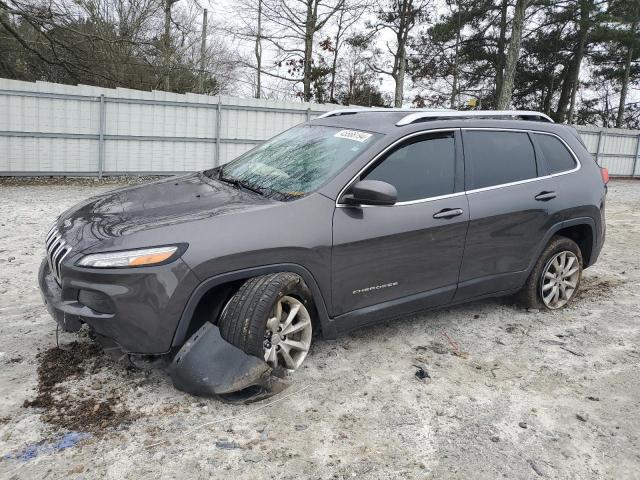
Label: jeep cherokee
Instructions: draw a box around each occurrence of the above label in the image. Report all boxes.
[39,109,608,378]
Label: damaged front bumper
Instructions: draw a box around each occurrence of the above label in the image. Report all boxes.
[169,321,288,402]
[37,256,199,354]
[38,258,287,401]
[38,258,102,333]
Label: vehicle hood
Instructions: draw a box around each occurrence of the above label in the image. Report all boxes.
[56,173,275,251]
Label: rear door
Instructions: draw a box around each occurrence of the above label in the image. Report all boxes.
[455,128,558,301]
[331,130,469,316]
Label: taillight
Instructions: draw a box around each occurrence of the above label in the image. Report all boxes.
[600,167,609,184]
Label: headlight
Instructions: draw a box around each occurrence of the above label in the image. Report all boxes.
[77,246,180,268]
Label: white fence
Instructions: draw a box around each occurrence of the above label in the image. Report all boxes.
[1,78,639,177]
[0,79,341,176]
[574,125,640,177]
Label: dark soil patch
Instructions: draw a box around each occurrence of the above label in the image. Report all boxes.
[30,342,101,390]
[22,342,135,433]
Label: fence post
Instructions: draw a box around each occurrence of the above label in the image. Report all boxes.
[98,94,105,178]
[215,100,222,167]
[594,130,603,166]
[306,107,311,122]
[633,134,640,178]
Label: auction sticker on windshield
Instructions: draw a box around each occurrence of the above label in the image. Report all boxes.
[334,130,373,142]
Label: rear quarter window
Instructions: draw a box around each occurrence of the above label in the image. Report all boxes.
[534,133,577,174]
[463,131,537,189]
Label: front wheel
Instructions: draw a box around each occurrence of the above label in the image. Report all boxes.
[218,273,314,371]
[516,236,583,310]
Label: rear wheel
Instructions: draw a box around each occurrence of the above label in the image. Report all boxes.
[516,236,583,310]
[218,273,314,371]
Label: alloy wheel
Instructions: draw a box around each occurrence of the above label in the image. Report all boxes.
[263,296,312,370]
[540,250,580,309]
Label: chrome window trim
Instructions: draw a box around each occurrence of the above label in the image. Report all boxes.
[462,128,581,195]
[335,127,581,208]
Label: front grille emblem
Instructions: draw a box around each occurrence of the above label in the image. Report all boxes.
[45,225,71,285]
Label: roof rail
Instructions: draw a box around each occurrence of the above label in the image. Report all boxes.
[316,107,452,119]
[396,110,554,126]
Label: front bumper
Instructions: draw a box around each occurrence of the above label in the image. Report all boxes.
[38,256,200,354]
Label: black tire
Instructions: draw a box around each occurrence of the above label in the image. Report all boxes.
[516,235,583,310]
[218,273,314,358]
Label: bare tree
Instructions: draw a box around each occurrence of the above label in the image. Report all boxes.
[370,0,431,107]
[221,0,266,98]
[325,0,369,102]
[258,0,345,101]
[0,0,237,93]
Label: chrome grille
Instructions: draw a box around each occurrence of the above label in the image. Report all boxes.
[46,225,71,285]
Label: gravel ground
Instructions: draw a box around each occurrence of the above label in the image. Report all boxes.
[0,178,639,479]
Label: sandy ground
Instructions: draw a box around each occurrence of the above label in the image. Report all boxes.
[0,178,639,479]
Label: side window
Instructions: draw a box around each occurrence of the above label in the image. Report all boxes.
[363,133,455,202]
[534,133,577,174]
[464,131,537,189]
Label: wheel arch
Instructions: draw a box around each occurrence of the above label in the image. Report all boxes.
[171,264,335,349]
[554,223,594,266]
[533,217,597,272]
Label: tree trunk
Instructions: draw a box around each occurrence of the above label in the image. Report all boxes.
[394,46,405,107]
[163,0,173,92]
[303,0,315,102]
[329,14,343,103]
[198,9,207,93]
[542,73,554,114]
[555,62,574,121]
[496,0,528,109]
[450,9,461,109]
[255,0,262,99]
[495,0,509,101]
[568,79,579,124]
[616,21,636,128]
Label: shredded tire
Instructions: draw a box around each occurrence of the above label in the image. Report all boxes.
[218,273,314,358]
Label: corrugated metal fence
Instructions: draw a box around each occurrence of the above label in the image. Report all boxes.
[1,79,639,177]
[0,79,341,176]
[574,125,640,177]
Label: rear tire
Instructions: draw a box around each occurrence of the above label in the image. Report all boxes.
[218,273,314,370]
[516,236,583,310]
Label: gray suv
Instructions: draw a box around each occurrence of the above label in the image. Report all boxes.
[39,109,607,386]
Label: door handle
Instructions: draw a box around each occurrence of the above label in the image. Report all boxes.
[535,191,556,201]
[433,208,464,219]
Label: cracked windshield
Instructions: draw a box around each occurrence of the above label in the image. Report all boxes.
[216,125,380,199]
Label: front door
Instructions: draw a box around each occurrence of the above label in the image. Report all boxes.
[331,130,469,317]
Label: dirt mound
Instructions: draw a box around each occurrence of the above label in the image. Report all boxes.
[22,342,135,433]
[574,275,625,302]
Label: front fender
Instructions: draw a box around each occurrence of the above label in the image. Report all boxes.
[171,263,336,349]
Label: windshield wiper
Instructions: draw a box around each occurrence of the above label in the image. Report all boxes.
[218,170,265,196]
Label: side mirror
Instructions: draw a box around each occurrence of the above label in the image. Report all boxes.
[341,180,397,206]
